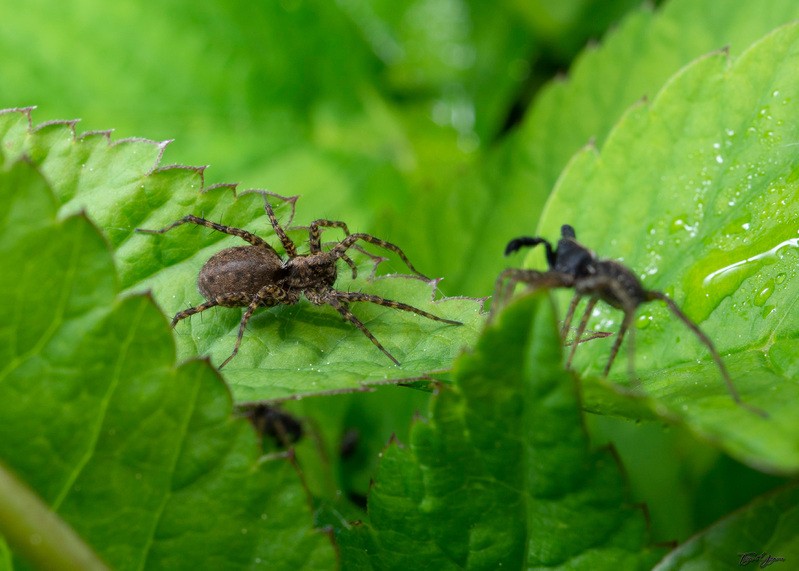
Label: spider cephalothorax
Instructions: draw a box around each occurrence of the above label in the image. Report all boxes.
[495,224,764,416]
[137,195,461,368]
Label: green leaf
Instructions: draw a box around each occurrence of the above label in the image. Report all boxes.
[0,1,428,260]
[409,0,799,297]
[516,0,799,200]
[653,482,799,569]
[0,1,378,168]
[0,159,335,569]
[509,0,644,58]
[339,293,664,569]
[0,108,484,403]
[531,23,799,473]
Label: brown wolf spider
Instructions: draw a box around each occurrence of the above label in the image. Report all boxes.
[495,224,765,416]
[137,195,461,368]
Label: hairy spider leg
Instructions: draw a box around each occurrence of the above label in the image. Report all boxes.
[306,219,357,277]
[219,284,287,368]
[308,219,350,252]
[325,297,401,366]
[334,291,462,326]
[490,268,575,318]
[167,289,282,368]
[319,291,461,366]
[324,243,389,280]
[261,197,298,257]
[564,297,598,369]
[330,233,430,280]
[344,243,388,264]
[566,275,639,380]
[645,291,765,416]
[493,268,538,313]
[136,215,278,252]
[339,255,359,279]
[171,292,266,326]
[171,299,223,326]
[560,294,582,338]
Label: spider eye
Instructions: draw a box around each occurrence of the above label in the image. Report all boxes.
[561,225,576,238]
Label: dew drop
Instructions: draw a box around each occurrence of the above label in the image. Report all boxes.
[683,235,799,321]
[753,279,775,307]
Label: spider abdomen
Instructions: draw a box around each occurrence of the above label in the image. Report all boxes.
[198,245,283,303]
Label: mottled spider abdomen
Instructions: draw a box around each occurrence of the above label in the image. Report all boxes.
[198,246,283,304]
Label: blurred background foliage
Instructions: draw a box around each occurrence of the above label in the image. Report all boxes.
[4,0,797,551]
[0,0,647,299]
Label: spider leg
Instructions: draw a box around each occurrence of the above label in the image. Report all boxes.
[348,244,388,278]
[308,219,350,253]
[319,242,386,280]
[219,302,259,369]
[490,268,574,319]
[330,233,428,279]
[345,243,384,261]
[172,291,270,327]
[333,291,462,325]
[492,268,533,312]
[603,307,635,378]
[646,291,766,417]
[340,254,358,279]
[136,215,275,250]
[566,297,596,369]
[326,297,401,366]
[219,284,287,369]
[261,197,298,258]
[565,273,640,379]
[171,299,222,326]
[561,293,581,338]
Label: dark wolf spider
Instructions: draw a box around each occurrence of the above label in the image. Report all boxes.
[137,195,461,368]
[495,224,764,416]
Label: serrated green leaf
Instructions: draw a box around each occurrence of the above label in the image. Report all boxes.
[339,293,663,570]
[409,0,799,297]
[530,23,799,473]
[653,482,799,569]
[0,108,484,403]
[0,159,335,569]
[0,0,426,260]
[0,1,377,161]
[0,0,536,258]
